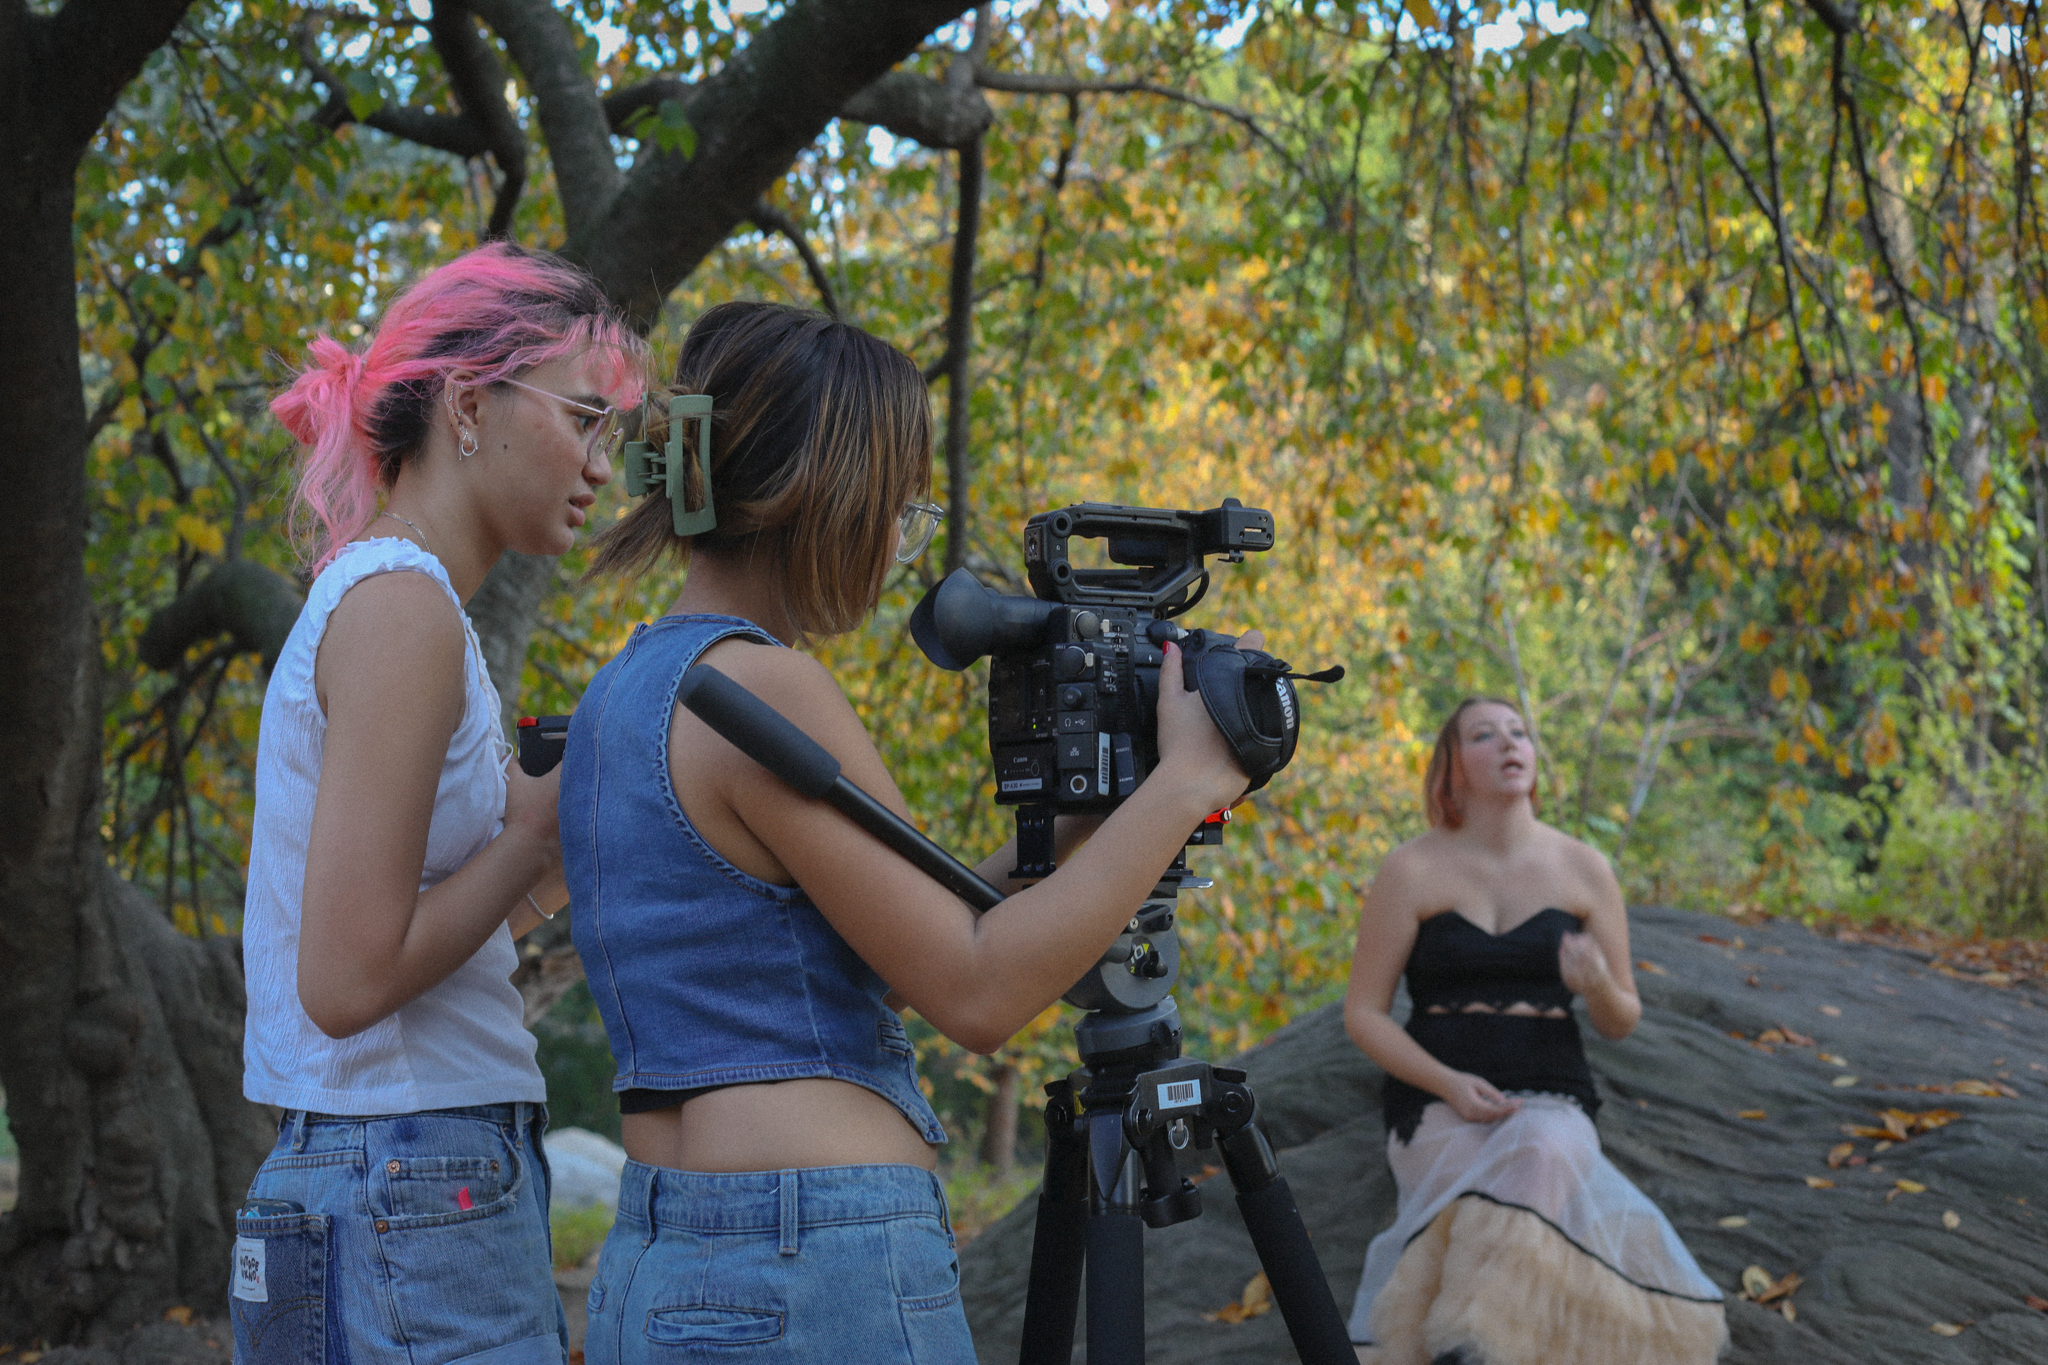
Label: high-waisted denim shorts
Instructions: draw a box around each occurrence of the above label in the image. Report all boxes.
[229,1102,566,1365]
[582,1161,974,1364]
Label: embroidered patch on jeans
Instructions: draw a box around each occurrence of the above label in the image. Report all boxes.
[232,1236,267,1302]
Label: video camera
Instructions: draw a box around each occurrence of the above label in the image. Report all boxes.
[910,499,1341,880]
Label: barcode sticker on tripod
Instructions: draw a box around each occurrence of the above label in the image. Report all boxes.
[1158,1078,1202,1110]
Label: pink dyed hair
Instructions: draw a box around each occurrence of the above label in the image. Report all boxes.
[272,242,646,570]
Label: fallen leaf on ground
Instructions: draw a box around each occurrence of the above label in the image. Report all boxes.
[1719,1215,1750,1228]
[1759,1028,1788,1044]
[1952,1078,2019,1098]
[1833,1075,1859,1087]
[1637,959,1668,975]
[1700,934,1732,946]
[163,1306,193,1326]
[1820,1005,1843,1016]
[1806,1176,1835,1189]
[1780,1299,1797,1322]
[1827,1142,1855,1168]
[1778,1026,1815,1046]
[1209,1271,1272,1324]
[1820,1052,1849,1065]
[1739,1109,1768,1120]
[2024,1294,2048,1312]
[1931,1322,1966,1336]
[1943,1210,1961,1230]
[1897,1179,1927,1193]
[1736,1266,1802,1305]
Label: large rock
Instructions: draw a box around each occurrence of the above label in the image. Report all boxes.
[961,905,2048,1363]
[544,1126,629,1211]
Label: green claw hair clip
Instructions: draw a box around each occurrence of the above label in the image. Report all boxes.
[622,393,716,536]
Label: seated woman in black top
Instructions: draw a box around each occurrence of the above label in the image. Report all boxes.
[1342,699,1725,1365]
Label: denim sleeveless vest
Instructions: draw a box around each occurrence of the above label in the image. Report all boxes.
[561,614,947,1145]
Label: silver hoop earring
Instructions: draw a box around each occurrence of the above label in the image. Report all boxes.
[459,428,479,460]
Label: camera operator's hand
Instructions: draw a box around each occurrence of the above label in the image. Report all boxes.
[1153,631,1265,813]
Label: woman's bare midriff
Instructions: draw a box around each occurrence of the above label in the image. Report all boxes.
[621,1077,938,1173]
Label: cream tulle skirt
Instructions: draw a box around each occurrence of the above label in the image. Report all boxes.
[1349,1095,1727,1365]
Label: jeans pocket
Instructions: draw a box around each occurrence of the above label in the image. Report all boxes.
[383,1153,510,1218]
[644,1305,785,1346]
[370,1122,559,1358]
[885,1217,960,1312]
[230,1211,344,1365]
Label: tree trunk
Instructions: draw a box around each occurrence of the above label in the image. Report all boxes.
[1,2,272,1345]
[467,550,559,736]
[979,1060,1019,1176]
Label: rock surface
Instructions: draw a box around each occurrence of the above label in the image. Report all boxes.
[960,905,2048,1363]
[544,1125,629,1211]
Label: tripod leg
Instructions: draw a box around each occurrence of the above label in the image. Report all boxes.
[1019,1084,1088,1365]
[1084,1113,1145,1365]
[1220,1124,1355,1365]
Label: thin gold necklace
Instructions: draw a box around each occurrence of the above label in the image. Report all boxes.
[378,511,435,558]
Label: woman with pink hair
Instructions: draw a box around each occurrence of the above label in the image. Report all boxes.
[232,242,644,1364]
[1343,698,1725,1365]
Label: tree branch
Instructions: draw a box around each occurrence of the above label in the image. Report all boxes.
[748,201,841,317]
[42,0,200,151]
[427,0,528,239]
[575,0,975,329]
[469,0,621,240]
[1803,0,1860,35]
[975,68,1293,168]
[605,69,993,152]
[842,68,992,149]
[941,134,984,573]
[296,18,489,155]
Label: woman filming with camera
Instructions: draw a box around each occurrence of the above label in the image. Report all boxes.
[562,302,1259,1364]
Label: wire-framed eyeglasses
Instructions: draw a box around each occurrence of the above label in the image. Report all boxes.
[898,500,945,563]
[499,377,628,462]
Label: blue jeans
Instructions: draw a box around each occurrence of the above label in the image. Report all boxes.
[230,1103,567,1365]
[583,1162,973,1364]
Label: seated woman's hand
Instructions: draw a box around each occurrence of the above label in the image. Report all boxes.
[1557,929,1612,996]
[1153,629,1266,811]
[1440,1070,1522,1124]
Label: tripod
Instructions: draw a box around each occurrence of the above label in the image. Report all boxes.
[674,667,1356,1365]
[1017,967,1355,1365]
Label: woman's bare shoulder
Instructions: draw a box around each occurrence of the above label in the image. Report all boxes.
[1532,821,1624,905]
[1369,830,1460,907]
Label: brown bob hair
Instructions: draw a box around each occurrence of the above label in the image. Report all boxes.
[588,302,932,637]
[1423,697,1540,828]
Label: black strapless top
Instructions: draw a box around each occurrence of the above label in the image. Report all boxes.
[1382,908,1600,1142]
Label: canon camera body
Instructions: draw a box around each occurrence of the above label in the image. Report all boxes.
[911,500,1338,880]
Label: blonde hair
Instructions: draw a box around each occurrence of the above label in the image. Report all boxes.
[588,303,931,637]
[1424,697,1539,828]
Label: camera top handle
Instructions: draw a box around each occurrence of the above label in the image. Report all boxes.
[1024,499,1274,613]
[674,665,1006,912]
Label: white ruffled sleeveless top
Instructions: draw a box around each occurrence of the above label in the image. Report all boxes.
[242,537,545,1113]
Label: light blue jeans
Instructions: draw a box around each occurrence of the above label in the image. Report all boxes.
[582,1161,973,1364]
[229,1103,566,1365]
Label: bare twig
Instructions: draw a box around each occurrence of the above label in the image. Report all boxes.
[748,201,841,317]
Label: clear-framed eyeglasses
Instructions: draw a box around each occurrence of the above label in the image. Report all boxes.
[498,377,628,463]
[897,500,945,563]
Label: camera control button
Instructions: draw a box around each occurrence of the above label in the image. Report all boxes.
[1074,611,1102,639]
